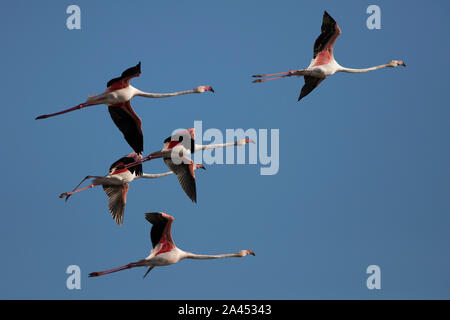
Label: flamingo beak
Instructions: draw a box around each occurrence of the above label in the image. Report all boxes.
[209,86,215,93]
[247,138,255,144]
[248,250,255,256]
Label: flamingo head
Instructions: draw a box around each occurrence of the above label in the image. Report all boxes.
[388,60,406,67]
[238,250,255,257]
[195,164,206,170]
[236,138,255,146]
[195,85,215,93]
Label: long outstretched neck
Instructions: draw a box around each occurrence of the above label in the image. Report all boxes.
[139,171,174,179]
[88,261,142,277]
[338,64,391,73]
[136,89,197,98]
[183,252,243,260]
[196,139,253,151]
[196,142,236,151]
[183,249,254,260]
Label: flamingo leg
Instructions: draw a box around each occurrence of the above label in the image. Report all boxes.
[60,175,104,202]
[122,151,166,170]
[253,74,296,83]
[252,70,306,83]
[89,262,140,277]
[35,102,96,120]
[59,183,101,201]
[252,70,298,78]
[71,176,103,192]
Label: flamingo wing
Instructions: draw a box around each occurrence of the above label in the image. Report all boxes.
[312,11,341,65]
[108,101,143,155]
[106,62,141,90]
[163,158,197,203]
[145,212,175,248]
[298,76,325,101]
[102,183,129,226]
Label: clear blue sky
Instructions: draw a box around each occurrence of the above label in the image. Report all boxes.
[1,0,449,299]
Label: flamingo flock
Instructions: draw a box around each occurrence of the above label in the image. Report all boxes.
[36,11,405,279]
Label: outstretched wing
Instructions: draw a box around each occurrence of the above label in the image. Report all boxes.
[312,11,341,62]
[298,76,324,101]
[108,101,143,155]
[102,184,129,226]
[145,212,175,248]
[163,158,197,203]
[107,62,141,90]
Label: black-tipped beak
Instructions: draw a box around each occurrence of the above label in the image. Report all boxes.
[209,87,215,93]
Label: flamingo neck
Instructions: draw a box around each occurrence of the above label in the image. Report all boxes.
[139,171,174,179]
[337,64,390,73]
[135,89,197,98]
[183,252,242,260]
[195,142,237,151]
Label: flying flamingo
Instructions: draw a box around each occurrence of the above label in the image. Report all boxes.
[252,11,406,101]
[119,128,255,202]
[89,212,255,278]
[35,62,214,154]
[59,152,205,225]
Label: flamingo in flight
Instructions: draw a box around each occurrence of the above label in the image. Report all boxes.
[252,11,406,101]
[119,128,254,202]
[35,62,214,154]
[89,212,255,278]
[59,152,205,225]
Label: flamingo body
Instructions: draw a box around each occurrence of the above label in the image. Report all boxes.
[36,62,214,154]
[89,212,255,278]
[59,153,203,225]
[252,11,406,101]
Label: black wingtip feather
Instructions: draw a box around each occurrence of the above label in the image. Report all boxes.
[136,61,141,73]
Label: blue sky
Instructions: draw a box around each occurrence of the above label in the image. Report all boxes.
[1,0,449,299]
